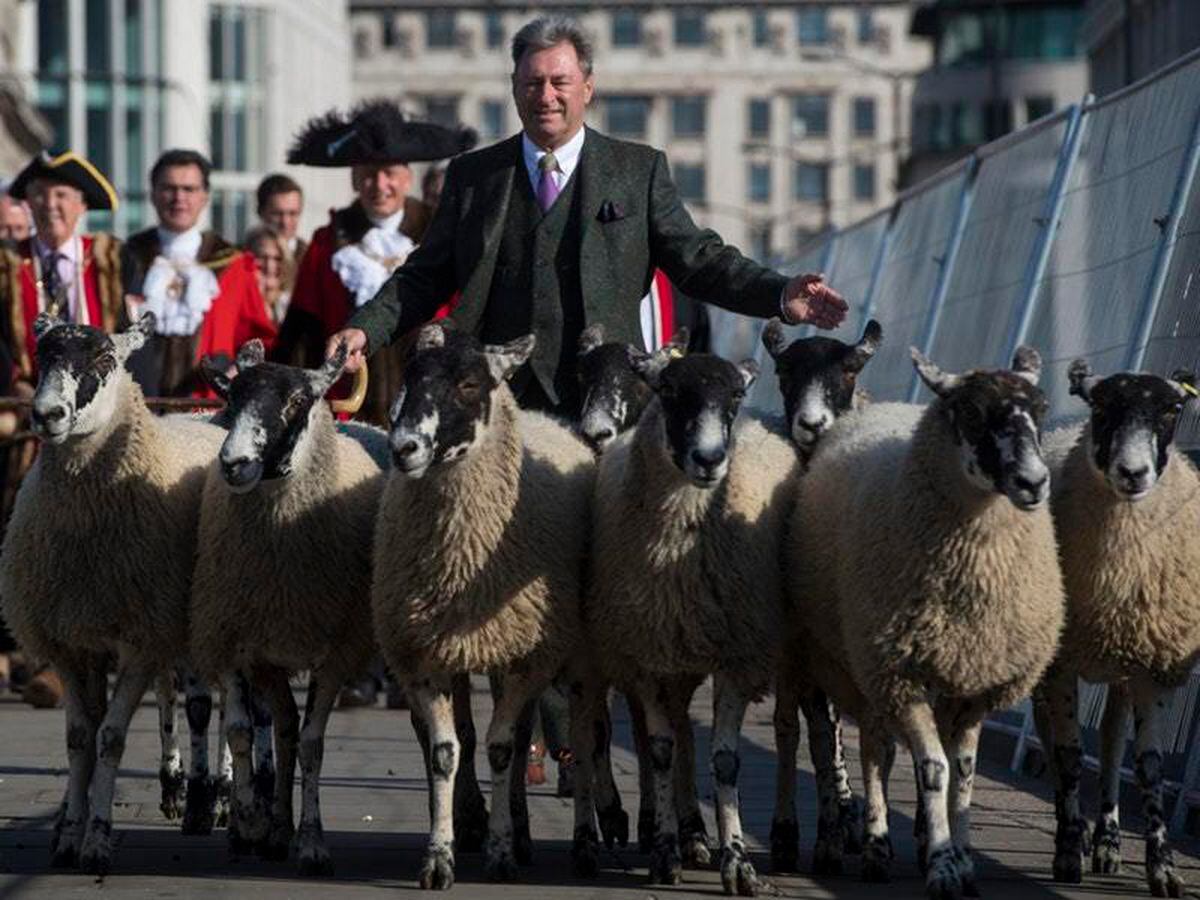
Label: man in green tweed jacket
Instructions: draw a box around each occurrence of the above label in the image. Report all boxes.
[331,15,848,415]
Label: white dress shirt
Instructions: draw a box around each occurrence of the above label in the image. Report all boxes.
[522,126,586,195]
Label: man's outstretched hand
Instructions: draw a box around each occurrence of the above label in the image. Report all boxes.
[328,328,369,373]
[782,273,848,330]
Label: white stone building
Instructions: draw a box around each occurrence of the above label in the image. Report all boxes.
[351,1,930,262]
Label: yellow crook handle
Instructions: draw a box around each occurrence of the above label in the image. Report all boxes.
[330,362,369,415]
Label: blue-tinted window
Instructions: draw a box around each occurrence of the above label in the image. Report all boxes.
[672,95,706,138]
[857,8,874,43]
[485,11,504,49]
[752,11,770,47]
[125,0,143,74]
[425,96,460,128]
[675,163,706,203]
[675,10,707,47]
[1025,96,1054,123]
[853,163,875,201]
[427,11,457,49]
[480,100,505,139]
[612,10,642,47]
[38,0,69,75]
[853,97,876,136]
[86,0,111,72]
[748,98,770,139]
[747,163,771,203]
[792,94,829,138]
[606,96,650,138]
[797,8,828,45]
[794,162,828,202]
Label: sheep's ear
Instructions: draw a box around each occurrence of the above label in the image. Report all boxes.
[736,358,759,391]
[387,385,408,425]
[482,334,535,384]
[630,343,678,390]
[761,318,788,360]
[911,347,961,397]
[200,354,233,399]
[578,324,604,358]
[416,323,446,352]
[32,311,59,341]
[1169,369,1199,404]
[235,339,265,371]
[112,312,154,362]
[1011,345,1042,386]
[846,318,883,372]
[1067,359,1097,403]
[309,340,348,397]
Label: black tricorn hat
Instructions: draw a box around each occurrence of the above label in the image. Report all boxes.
[10,150,119,210]
[287,99,477,168]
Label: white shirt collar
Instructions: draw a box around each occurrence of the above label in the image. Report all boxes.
[522,125,587,192]
[156,225,203,261]
[34,231,80,263]
[367,206,406,233]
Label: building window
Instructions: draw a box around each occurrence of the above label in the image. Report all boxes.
[480,99,505,139]
[857,8,874,43]
[612,10,642,47]
[427,10,457,49]
[484,11,504,49]
[382,13,398,48]
[209,6,267,173]
[984,99,1013,140]
[606,95,650,138]
[86,0,112,72]
[423,96,460,128]
[675,163,706,203]
[674,10,707,47]
[797,8,828,45]
[750,222,772,261]
[672,95,706,138]
[1025,95,1054,122]
[853,97,876,137]
[853,163,876,201]
[747,98,770,140]
[792,94,829,138]
[211,188,250,244]
[752,10,770,47]
[950,101,986,147]
[747,162,771,203]
[794,162,828,202]
[38,0,69,76]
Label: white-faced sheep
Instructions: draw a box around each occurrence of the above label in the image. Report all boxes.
[1036,361,1200,898]
[787,347,1064,899]
[372,324,597,890]
[760,316,882,875]
[587,345,801,896]
[0,313,225,874]
[190,340,384,874]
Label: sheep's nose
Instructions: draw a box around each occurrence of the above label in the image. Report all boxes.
[394,438,420,458]
[1117,463,1149,482]
[31,404,66,425]
[1013,473,1047,494]
[691,447,727,469]
[798,415,830,434]
[589,426,616,446]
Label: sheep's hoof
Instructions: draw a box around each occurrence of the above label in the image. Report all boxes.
[860,833,892,883]
[159,766,186,820]
[719,845,759,897]
[453,789,489,853]
[418,843,455,890]
[258,815,294,861]
[50,811,82,868]
[839,797,865,855]
[1052,847,1083,884]
[648,834,682,885]
[768,816,799,873]
[296,823,333,877]
[1147,845,1184,898]
[924,847,963,900]
[78,819,113,877]
[231,793,271,847]
[597,799,629,848]
[1091,818,1121,874]
[812,835,845,876]
[484,840,518,882]
[637,806,656,854]
[571,824,600,878]
[213,775,232,828]
[679,812,711,867]
[955,846,979,898]
[181,775,216,836]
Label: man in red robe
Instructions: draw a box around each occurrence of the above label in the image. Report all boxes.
[123,149,275,397]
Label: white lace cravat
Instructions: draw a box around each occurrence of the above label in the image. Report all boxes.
[331,225,415,307]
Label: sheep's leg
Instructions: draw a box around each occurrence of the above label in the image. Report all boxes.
[897,701,958,900]
[939,705,983,897]
[804,687,852,875]
[1131,677,1184,898]
[50,656,102,868]
[451,672,489,852]
[770,665,802,873]
[1093,683,1129,874]
[831,703,863,854]
[154,670,185,822]
[222,670,270,854]
[711,674,757,897]
[1044,666,1085,884]
[1030,682,1057,780]
[484,669,548,881]
[859,723,894,882]
[590,688,629,849]
[508,698,536,865]
[294,672,340,876]
[628,690,658,852]
[214,686,233,826]
[564,668,604,877]
[407,674,458,890]
[256,665,298,861]
[79,659,154,875]
[180,669,216,835]
[640,678,681,886]
[671,673,709,867]
[251,689,276,808]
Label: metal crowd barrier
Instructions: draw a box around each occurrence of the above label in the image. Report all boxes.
[707,45,1200,832]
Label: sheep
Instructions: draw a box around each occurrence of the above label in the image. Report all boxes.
[1035,361,1200,899]
[760,316,881,874]
[188,340,386,874]
[372,324,597,889]
[0,312,225,874]
[786,346,1064,899]
[587,344,801,896]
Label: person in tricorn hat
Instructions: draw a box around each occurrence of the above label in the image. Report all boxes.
[272,99,476,425]
[122,149,276,398]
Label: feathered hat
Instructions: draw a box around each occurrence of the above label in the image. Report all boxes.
[10,150,119,210]
[287,99,477,168]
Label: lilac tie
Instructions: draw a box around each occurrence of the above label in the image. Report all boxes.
[536,152,561,212]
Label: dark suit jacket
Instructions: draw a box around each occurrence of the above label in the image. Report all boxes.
[348,128,787,357]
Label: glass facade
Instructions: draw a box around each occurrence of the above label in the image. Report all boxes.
[853,97,876,137]
[612,10,642,48]
[674,10,707,47]
[794,162,829,202]
[936,5,1083,68]
[748,98,770,140]
[606,96,650,138]
[675,162,706,203]
[792,94,829,138]
[672,95,706,138]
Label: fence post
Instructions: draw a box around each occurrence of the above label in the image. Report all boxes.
[1125,100,1200,372]
[1005,99,1090,359]
[905,158,979,401]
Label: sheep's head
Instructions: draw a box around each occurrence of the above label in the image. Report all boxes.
[206,339,345,492]
[388,323,534,479]
[575,325,686,453]
[763,317,881,455]
[1068,359,1197,500]
[30,312,152,444]
[912,345,1050,510]
[632,347,757,488]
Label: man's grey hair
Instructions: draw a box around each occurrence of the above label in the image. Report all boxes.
[511,16,594,77]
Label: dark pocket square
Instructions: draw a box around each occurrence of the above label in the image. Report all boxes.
[597,200,627,223]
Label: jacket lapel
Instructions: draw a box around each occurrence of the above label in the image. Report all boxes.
[461,135,520,309]
[577,129,615,326]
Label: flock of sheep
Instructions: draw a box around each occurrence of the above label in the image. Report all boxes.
[3,307,1200,900]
